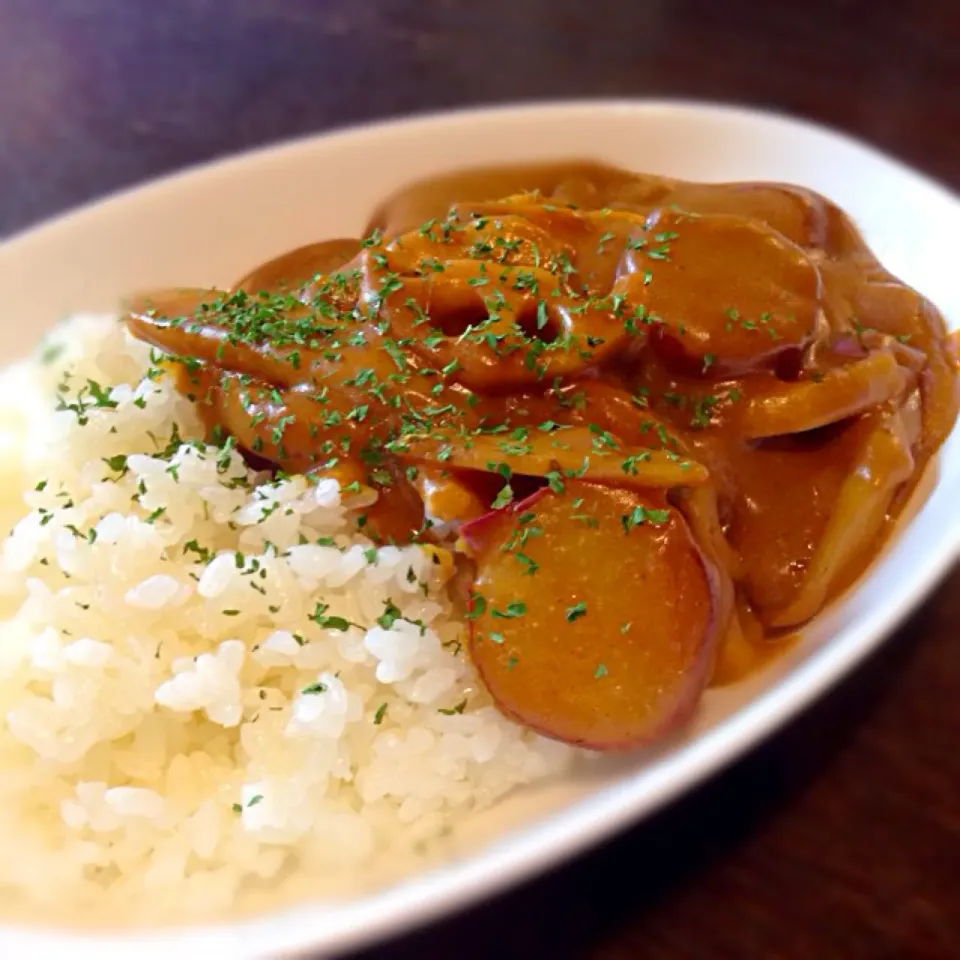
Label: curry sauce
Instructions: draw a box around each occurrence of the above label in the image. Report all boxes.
[124,162,958,748]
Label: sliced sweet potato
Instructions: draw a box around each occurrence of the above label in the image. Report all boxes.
[623,209,821,377]
[461,482,719,749]
[233,239,362,296]
[365,161,643,237]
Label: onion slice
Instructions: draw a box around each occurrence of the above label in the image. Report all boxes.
[391,428,708,489]
[766,408,914,628]
[743,350,906,440]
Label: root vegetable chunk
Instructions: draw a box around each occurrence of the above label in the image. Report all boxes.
[462,482,719,749]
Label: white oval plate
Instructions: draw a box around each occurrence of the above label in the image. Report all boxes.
[0,101,957,959]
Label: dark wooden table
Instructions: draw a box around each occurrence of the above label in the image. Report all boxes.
[1,1,958,957]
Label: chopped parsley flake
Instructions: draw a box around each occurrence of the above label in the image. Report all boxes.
[309,602,352,631]
[565,602,587,623]
[492,601,526,619]
[437,699,467,716]
[621,505,670,532]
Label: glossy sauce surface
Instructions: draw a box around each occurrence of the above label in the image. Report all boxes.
[125,161,958,747]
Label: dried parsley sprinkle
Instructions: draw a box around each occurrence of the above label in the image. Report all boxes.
[309,602,352,631]
[492,601,526,619]
[514,552,539,575]
[536,300,550,331]
[491,484,514,509]
[565,602,587,622]
[621,505,670,532]
[39,340,66,365]
[588,424,618,451]
[594,663,609,679]
[545,470,565,494]
[621,452,653,475]
[377,600,403,629]
[374,703,388,725]
[464,595,487,620]
[86,379,118,409]
[596,231,616,253]
[691,395,720,429]
[438,700,467,716]
[564,456,590,478]
[183,539,214,563]
[301,682,328,695]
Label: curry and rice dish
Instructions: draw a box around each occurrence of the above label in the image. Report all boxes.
[0,162,954,920]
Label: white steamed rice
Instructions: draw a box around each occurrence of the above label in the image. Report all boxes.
[0,314,572,924]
